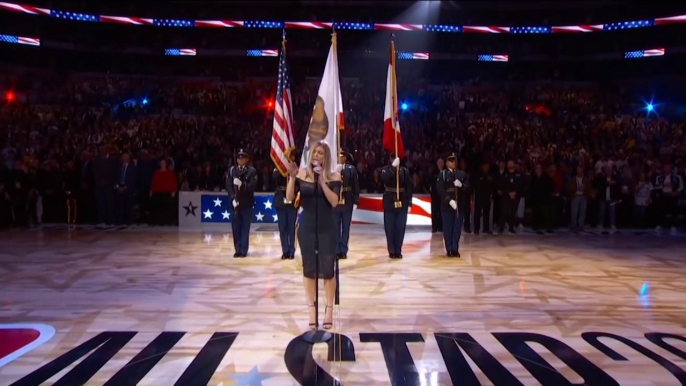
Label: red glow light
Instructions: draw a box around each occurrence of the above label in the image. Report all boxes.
[6,91,15,102]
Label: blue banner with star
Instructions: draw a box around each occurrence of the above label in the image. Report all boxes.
[199,194,280,223]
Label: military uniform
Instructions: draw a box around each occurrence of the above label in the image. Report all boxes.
[436,153,469,257]
[334,150,360,259]
[273,167,297,259]
[381,157,412,259]
[498,169,524,233]
[227,149,258,257]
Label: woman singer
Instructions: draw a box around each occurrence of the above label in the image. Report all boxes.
[286,140,341,330]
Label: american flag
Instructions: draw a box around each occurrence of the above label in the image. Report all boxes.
[200,194,279,223]
[397,52,429,60]
[269,31,295,177]
[624,48,665,59]
[477,54,509,62]
[0,35,40,46]
[164,48,196,56]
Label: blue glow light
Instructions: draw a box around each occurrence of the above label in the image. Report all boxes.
[142,98,148,105]
[646,103,654,112]
[640,282,648,295]
[401,103,408,110]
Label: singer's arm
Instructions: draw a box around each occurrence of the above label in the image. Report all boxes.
[286,173,299,202]
[320,173,341,207]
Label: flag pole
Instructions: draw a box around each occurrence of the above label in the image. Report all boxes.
[332,27,340,157]
[282,28,286,51]
[390,36,400,203]
[332,28,344,204]
[332,26,343,366]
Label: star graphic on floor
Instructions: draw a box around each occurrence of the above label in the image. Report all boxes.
[213,197,223,207]
[264,200,272,209]
[255,212,264,221]
[272,214,278,222]
[222,210,231,220]
[203,209,213,219]
[183,201,198,217]
[229,366,272,386]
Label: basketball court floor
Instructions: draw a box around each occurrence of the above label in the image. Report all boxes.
[0,225,685,385]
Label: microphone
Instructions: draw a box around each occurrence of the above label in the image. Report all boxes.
[313,160,320,181]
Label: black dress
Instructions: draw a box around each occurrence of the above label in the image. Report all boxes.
[296,178,341,279]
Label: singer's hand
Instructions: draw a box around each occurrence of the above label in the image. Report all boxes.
[313,165,323,176]
[453,179,463,188]
[287,162,298,177]
[391,158,400,168]
[449,200,457,210]
[233,178,242,187]
[232,200,238,208]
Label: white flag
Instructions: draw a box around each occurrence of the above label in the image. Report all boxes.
[299,37,344,173]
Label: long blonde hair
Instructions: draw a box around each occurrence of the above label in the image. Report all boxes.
[306,140,335,182]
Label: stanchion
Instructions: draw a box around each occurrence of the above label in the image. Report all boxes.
[302,173,332,343]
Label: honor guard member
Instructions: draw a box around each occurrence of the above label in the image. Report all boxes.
[227,149,258,258]
[334,149,360,260]
[273,151,298,260]
[436,153,468,257]
[381,153,413,259]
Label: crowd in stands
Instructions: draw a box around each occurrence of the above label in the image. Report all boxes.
[0,69,684,233]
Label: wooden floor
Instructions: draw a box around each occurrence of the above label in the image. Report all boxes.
[1,225,686,385]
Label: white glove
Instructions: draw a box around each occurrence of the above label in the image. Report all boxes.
[233,178,242,187]
[391,158,400,168]
[232,200,238,208]
[453,179,463,188]
[449,200,457,210]
[336,164,343,172]
[298,207,304,215]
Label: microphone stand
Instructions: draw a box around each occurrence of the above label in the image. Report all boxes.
[302,166,332,344]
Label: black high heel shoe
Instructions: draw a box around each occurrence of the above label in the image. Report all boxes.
[323,305,333,330]
[308,304,317,330]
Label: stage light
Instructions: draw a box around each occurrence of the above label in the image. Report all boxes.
[267,101,273,108]
[5,91,15,102]
[401,103,408,110]
[142,98,148,105]
[646,103,654,112]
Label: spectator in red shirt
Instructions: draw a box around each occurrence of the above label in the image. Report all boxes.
[150,159,178,225]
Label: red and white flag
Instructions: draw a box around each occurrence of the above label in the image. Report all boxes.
[270,32,295,176]
[299,34,344,172]
[383,41,404,158]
